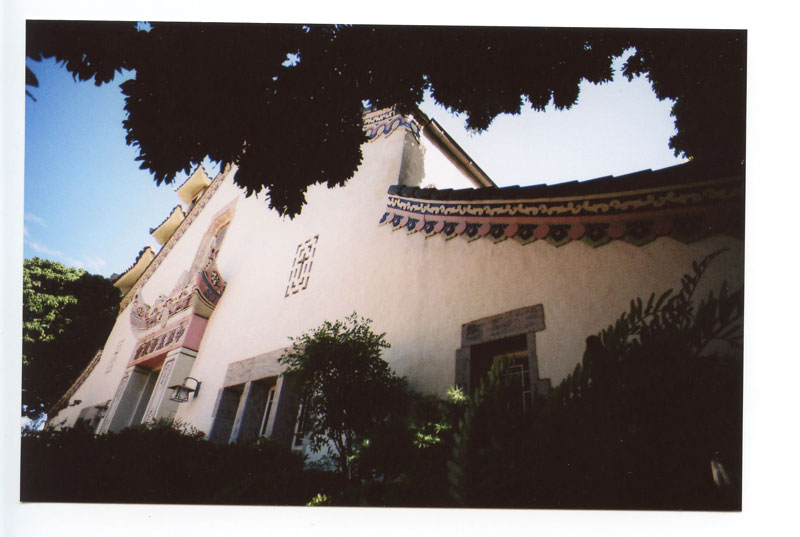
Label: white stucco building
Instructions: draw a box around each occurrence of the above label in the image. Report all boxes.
[47,108,745,451]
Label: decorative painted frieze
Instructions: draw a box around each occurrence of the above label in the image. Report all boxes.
[130,319,188,367]
[380,167,744,248]
[196,260,226,316]
[363,108,420,142]
[129,251,226,331]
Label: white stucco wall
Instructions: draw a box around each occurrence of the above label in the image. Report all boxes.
[52,122,744,436]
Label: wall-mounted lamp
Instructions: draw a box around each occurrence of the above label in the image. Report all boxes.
[168,377,201,403]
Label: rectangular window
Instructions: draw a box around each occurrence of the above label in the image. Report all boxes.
[493,351,532,412]
[209,384,244,444]
[455,304,549,403]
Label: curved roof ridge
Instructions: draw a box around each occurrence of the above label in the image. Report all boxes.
[174,163,209,192]
[176,165,212,205]
[112,245,155,285]
[388,161,742,202]
[149,204,187,235]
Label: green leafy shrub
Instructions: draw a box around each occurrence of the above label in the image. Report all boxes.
[279,313,408,478]
[20,419,329,505]
[446,251,743,510]
[341,389,466,507]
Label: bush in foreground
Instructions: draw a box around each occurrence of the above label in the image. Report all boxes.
[20,419,334,505]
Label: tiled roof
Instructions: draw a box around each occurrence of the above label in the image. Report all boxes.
[388,161,738,201]
[149,205,186,235]
[382,162,744,247]
[112,246,155,285]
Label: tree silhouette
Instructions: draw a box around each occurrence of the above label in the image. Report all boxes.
[27,22,745,217]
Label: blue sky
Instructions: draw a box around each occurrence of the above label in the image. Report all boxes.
[23,50,683,279]
[420,53,684,186]
[24,58,219,277]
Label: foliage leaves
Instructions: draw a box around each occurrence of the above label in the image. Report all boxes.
[446,252,743,510]
[26,23,745,217]
[279,313,407,477]
[302,254,743,509]
[337,389,466,506]
[22,258,120,417]
[447,358,530,506]
[20,418,332,504]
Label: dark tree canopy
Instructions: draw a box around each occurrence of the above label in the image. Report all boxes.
[22,257,120,418]
[26,22,745,217]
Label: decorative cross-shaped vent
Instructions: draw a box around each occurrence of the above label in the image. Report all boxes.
[285,235,319,297]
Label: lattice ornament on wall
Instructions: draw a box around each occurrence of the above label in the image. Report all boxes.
[285,235,319,297]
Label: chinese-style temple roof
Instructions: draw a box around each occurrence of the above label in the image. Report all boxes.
[176,165,211,205]
[150,205,187,245]
[382,161,744,247]
[112,246,156,295]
